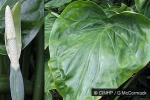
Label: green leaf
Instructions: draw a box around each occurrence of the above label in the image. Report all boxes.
[21,0,44,49]
[49,1,150,100]
[45,0,72,8]
[12,1,21,58]
[45,48,55,92]
[104,3,134,17]
[45,91,52,100]
[45,12,56,49]
[45,59,55,92]
[135,0,145,11]
[0,0,44,55]
[104,3,130,17]
[93,0,113,9]
[135,0,150,18]
[45,48,54,99]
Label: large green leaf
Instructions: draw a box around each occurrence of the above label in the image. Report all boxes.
[135,0,150,18]
[45,12,56,49]
[0,0,44,55]
[49,1,150,100]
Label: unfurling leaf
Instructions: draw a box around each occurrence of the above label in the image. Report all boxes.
[5,2,24,100]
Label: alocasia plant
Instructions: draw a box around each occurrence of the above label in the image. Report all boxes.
[48,1,150,100]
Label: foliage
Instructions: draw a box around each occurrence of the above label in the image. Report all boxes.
[45,0,72,8]
[45,12,57,49]
[45,0,150,100]
[135,0,150,18]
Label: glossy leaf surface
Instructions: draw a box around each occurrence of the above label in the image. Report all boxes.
[49,1,150,100]
[45,12,56,49]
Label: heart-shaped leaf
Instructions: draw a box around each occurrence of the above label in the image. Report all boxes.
[49,1,150,100]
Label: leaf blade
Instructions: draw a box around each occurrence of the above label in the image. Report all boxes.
[49,1,150,100]
[135,0,150,18]
[12,1,21,58]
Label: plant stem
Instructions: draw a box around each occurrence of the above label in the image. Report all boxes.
[2,56,10,75]
[21,44,31,79]
[0,55,3,75]
[0,77,9,93]
[33,28,44,100]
